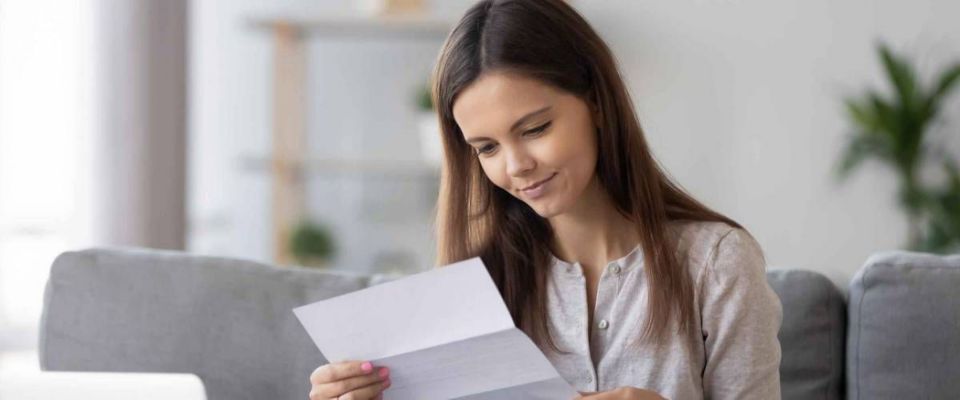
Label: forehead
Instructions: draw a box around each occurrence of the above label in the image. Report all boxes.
[452,72,562,136]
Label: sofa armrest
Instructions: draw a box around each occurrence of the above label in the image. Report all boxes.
[39,247,373,400]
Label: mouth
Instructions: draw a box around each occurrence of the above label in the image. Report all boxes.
[520,172,557,193]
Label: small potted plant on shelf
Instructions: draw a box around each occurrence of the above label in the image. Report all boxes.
[289,220,337,268]
[416,81,443,167]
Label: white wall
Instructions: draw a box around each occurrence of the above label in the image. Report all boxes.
[574,0,960,288]
[190,0,960,289]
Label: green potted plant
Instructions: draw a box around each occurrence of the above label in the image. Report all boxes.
[289,220,337,268]
[836,42,960,253]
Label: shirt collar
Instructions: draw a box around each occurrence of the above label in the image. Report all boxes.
[549,243,644,277]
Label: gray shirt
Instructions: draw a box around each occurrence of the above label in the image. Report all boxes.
[537,220,782,400]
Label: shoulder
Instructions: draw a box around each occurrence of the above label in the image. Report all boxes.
[666,219,765,280]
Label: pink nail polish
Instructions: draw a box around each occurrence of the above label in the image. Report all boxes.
[361,362,373,372]
[378,367,389,378]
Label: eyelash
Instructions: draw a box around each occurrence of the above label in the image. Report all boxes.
[475,121,552,155]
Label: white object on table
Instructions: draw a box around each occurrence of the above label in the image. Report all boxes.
[293,257,579,400]
[0,371,207,400]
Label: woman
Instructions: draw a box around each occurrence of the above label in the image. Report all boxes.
[309,1,782,399]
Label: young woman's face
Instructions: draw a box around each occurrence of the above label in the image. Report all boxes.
[452,72,599,218]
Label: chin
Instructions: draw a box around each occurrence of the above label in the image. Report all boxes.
[525,199,566,219]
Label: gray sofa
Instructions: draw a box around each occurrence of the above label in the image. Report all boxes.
[38,248,960,399]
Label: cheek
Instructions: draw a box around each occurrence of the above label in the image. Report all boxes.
[550,133,597,192]
[540,130,595,175]
[572,144,598,178]
[478,158,510,189]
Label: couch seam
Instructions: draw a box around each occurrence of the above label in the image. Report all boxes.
[824,278,833,400]
[853,263,873,400]
[37,276,54,369]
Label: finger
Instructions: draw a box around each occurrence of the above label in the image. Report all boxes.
[311,360,376,384]
[317,367,389,398]
[340,377,391,400]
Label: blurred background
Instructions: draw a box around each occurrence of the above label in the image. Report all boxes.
[1,0,958,376]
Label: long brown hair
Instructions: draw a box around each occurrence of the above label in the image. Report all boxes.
[432,0,743,350]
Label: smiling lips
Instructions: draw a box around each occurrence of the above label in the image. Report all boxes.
[520,172,557,200]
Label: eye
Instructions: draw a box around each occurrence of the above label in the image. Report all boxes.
[476,143,498,155]
[523,121,552,137]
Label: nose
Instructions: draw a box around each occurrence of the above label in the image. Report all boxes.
[504,145,535,178]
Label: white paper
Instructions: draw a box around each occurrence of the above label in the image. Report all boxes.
[293,257,579,400]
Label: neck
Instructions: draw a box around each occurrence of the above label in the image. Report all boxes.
[547,176,639,274]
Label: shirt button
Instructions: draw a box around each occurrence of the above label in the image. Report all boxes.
[598,319,609,330]
[608,264,621,275]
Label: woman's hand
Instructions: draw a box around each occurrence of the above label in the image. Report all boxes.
[309,360,391,400]
[576,387,667,400]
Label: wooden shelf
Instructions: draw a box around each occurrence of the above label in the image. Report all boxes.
[238,155,440,178]
[248,13,450,264]
[248,14,453,39]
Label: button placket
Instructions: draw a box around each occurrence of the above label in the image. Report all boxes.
[588,265,620,371]
[610,262,623,294]
[568,262,597,388]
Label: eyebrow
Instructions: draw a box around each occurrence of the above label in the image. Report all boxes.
[465,105,552,144]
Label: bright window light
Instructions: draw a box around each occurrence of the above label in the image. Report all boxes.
[0,0,94,369]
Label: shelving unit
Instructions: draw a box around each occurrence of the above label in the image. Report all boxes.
[249,14,451,265]
[237,155,440,178]
[250,15,453,38]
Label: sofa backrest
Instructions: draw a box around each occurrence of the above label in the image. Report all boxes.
[846,251,960,400]
[39,247,372,400]
[766,269,846,400]
[47,247,936,400]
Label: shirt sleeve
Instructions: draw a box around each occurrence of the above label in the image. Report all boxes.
[698,228,783,400]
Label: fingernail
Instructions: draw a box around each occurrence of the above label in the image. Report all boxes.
[361,362,373,372]
[383,379,392,389]
[378,367,390,378]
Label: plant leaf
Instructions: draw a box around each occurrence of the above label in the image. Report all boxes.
[879,44,919,115]
[866,92,902,155]
[836,134,888,179]
[931,64,960,103]
[844,98,878,131]
[878,43,930,172]
[923,63,960,120]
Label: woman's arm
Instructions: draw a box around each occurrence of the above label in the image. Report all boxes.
[698,228,783,399]
[576,388,666,399]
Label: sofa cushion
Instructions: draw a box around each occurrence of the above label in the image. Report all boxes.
[39,247,372,400]
[766,269,845,400]
[846,251,960,400]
